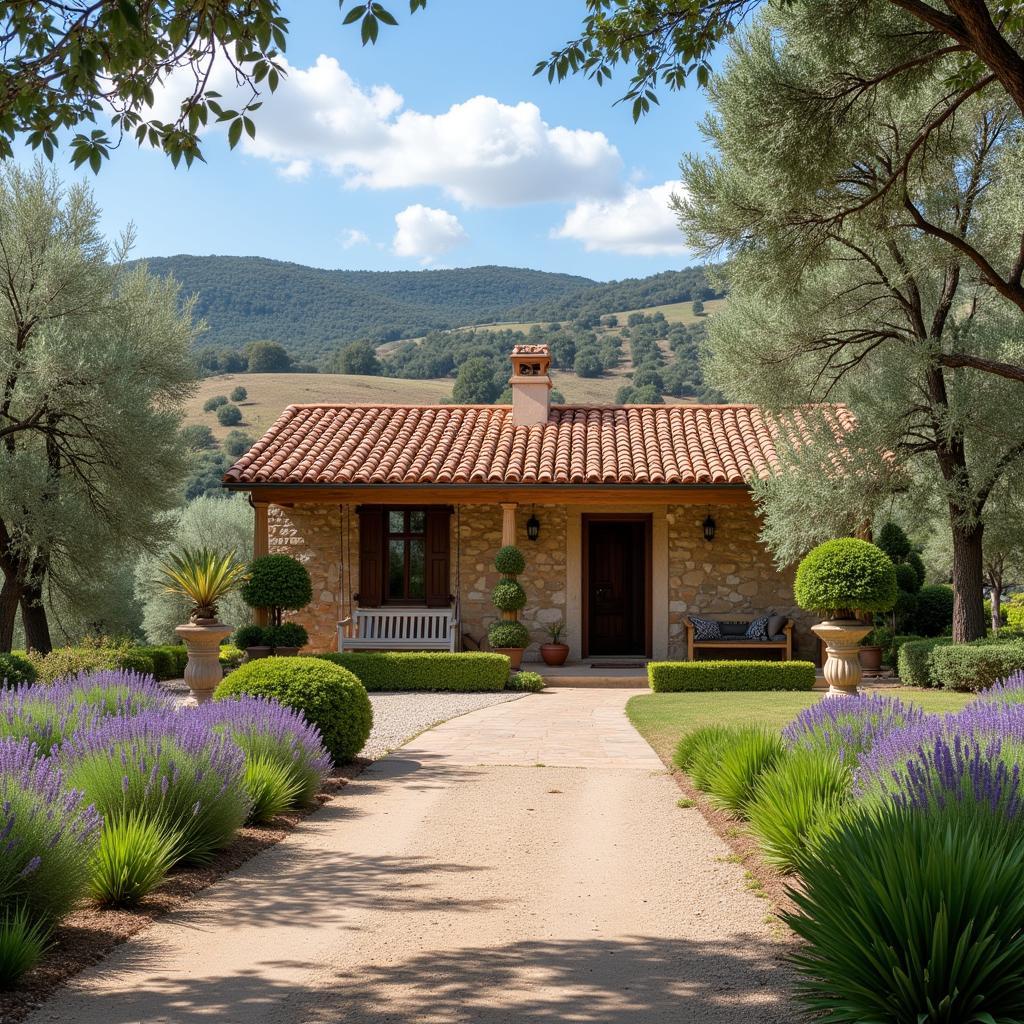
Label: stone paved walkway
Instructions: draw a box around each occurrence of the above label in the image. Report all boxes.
[28,689,793,1024]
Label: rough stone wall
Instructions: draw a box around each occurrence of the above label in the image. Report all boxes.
[268,504,358,653]
[665,502,816,659]
[455,504,568,662]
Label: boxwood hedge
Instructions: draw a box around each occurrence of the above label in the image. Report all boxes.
[317,651,510,692]
[648,660,816,692]
[929,639,1024,692]
[896,638,953,687]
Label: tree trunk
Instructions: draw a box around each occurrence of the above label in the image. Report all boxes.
[951,520,986,642]
[19,580,51,654]
[991,583,1003,635]
[0,574,21,653]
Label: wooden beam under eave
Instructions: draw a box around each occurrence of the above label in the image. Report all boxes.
[252,501,270,627]
[227,484,756,508]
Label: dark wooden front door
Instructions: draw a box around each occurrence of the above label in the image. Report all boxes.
[584,517,650,657]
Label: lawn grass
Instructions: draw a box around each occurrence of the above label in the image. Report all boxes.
[627,688,974,765]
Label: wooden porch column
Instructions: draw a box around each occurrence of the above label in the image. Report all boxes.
[500,502,518,546]
[253,501,270,627]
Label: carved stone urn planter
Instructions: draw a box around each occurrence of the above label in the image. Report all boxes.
[175,620,233,703]
[812,619,873,697]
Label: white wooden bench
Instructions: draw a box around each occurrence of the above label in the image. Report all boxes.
[338,607,458,652]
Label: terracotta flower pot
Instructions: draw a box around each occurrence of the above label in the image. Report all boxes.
[812,619,872,697]
[175,621,233,703]
[540,642,569,667]
[244,646,273,662]
[859,645,884,672]
[493,647,525,671]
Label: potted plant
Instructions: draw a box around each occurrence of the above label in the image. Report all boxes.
[234,624,272,662]
[795,538,897,696]
[540,621,569,666]
[858,629,884,673]
[158,547,249,703]
[267,622,309,656]
[488,545,529,669]
[241,554,313,646]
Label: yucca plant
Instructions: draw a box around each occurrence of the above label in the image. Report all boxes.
[157,547,249,622]
[0,907,47,989]
[786,801,1024,1022]
[244,754,304,824]
[88,810,180,907]
[705,726,786,816]
[747,748,851,873]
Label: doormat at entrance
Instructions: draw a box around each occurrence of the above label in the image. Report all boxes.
[588,662,647,669]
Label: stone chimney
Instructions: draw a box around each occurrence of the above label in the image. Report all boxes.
[508,343,552,426]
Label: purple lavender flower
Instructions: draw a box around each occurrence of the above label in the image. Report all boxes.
[783,693,932,764]
[976,671,1024,706]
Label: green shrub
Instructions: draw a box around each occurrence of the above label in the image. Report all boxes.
[230,385,248,402]
[1007,597,1024,633]
[683,726,743,791]
[241,555,313,625]
[215,656,372,764]
[267,622,308,649]
[648,661,816,692]
[785,803,1024,1023]
[874,522,912,561]
[243,754,303,823]
[0,907,47,989]
[88,811,179,907]
[491,579,527,612]
[0,653,35,687]
[705,727,785,816]
[134,645,187,680]
[219,643,246,670]
[216,403,242,426]
[317,652,509,692]
[896,637,952,687]
[929,639,1024,692]
[909,584,955,636]
[746,749,850,873]
[494,545,526,576]
[794,538,898,617]
[203,394,228,412]
[29,641,158,684]
[507,671,544,692]
[893,561,920,594]
[674,725,732,773]
[487,621,530,650]
[234,624,269,649]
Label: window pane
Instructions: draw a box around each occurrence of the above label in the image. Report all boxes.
[409,510,426,534]
[408,538,425,599]
[388,539,405,598]
[388,511,404,534]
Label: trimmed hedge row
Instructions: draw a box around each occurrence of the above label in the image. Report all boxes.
[896,638,952,687]
[316,652,510,692]
[896,636,1024,690]
[648,660,817,693]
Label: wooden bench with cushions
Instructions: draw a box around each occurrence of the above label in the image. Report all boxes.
[683,614,794,662]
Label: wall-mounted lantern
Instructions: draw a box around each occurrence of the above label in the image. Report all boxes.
[526,511,541,542]
[703,514,716,542]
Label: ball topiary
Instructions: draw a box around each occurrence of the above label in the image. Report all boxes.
[795,538,898,618]
[491,579,527,612]
[214,656,372,764]
[234,624,269,649]
[487,621,530,650]
[241,555,313,626]
[267,622,309,649]
[0,653,36,687]
[494,545,526,576]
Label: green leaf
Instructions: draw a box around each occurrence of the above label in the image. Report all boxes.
[360,13,379,44]
[228,118,243,149]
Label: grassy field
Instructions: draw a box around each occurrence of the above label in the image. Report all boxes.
[627,689,974,764]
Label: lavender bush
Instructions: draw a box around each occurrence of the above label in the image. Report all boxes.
[976,670,1024,706]
[0,738,100,926]
[783,692,931,765]
[195,696,330,807]
[63,709,251,865]
[0,670,174,753]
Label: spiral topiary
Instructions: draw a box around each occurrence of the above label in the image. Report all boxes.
[795,538,898,618]
[491,579,527,612]
[214,656,372,764]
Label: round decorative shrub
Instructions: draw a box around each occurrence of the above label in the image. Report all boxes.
[214,657,372,765]
[268,622,309,649]
[216,403,242,426]
[234,624,268,649]
[507,671,545,693]
[794,538,898,618]
[910,584,954,637]
[487,621,530,650]
[491,579,527,612]
[893,561,921,595]
[219,643,246,670]
[0,654,35,687]
[230,385,248,402]
[65,709,251,865]
[88,810,179,907]
[0,738,101,926]
[494,545,526,576]
[241,555,313,625]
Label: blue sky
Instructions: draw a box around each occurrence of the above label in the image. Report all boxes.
[61,0,713,280]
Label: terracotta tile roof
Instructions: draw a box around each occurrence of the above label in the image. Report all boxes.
[223,403,855,488]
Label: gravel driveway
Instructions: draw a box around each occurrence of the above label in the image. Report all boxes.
[360,691,525,760]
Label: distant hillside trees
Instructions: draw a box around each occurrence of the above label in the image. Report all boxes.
[452,358,501,404]
[246,341,292,373]
[327,340,382,376]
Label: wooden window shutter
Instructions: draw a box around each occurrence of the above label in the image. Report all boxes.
[356,506,384,608]
[424,507,452,608]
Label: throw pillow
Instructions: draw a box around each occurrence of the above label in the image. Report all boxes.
[690,615,722,641]
[766,611,787,638]
[745,615,770,641]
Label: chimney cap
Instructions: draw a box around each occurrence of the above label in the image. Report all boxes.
[509,343,551,426]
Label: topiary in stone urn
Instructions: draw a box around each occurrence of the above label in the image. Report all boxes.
[795,538,898,697]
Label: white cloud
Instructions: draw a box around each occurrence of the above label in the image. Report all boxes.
[340,228,369,249]
[392,205,468,263]
[150,55,622,207]
[554,180,690,256]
